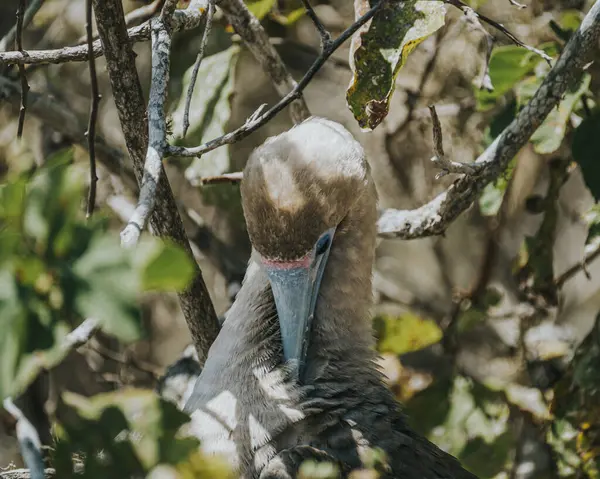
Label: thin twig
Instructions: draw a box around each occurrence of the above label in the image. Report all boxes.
[76,0,166,44]
[428,105,479,178]
[299,0,332,47]
[0,0,43,52]
[0,9,206,66]
[88,341,162,379]
[218,0,311,123]
[182,0,216,137]
[15,0,30,138]
[508,0,527,9]
[200,171,243,184]
[555,241,600,288]
[167,0,386,158]
[377,0,600,239]
[85,0,101,218]
[445,0,551,63]
[2,399,45,479]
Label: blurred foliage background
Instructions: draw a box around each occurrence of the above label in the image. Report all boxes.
[2,0,600,477]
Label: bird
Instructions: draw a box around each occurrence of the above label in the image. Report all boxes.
[183,117,477,479]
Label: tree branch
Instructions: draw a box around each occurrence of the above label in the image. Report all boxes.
[85,0,101,218]
[0,9,205,66]
[92,0,220,364]
[377,0,600,239]
[2,399,44,479]
[167,0,386,158]
[120,0,178,248]
[15,0,30,138]
[182,0,216,137]
[444,0,551,63]
[428,105,480,178]
[217,0,311,123]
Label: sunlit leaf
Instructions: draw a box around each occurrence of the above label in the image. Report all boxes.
[475,46,540,111]
[171,46,240,185]
[346,0,446,130]
[246,0,277,20]
[375,312,442,355]
[478,157,517,216]
[270,7,306,26]
[73,235,142,343]
[135,238,196,292]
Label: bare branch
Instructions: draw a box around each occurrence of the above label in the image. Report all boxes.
[377,1,600,239]
[200,171,243,184]
[299,0,332,48]
[0,9,205,66]
[0,469,55,479]
[76,0,166,44]
[85,0,101,218]
[555,241,600,288]
[15,0,30,138]
[508,0,527,9]
[218,0,311,123]
[428,105,480,178]
[2,399,45,479]
[0,0,43,52]
[167,0,386,158]
[120,0,178,248]
[182,0,216,137]
[445,0,551,64]
[92,0,220,363]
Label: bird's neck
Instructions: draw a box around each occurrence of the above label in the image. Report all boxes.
[303,183,379,382]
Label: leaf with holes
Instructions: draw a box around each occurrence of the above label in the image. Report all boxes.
[346,0,446,130]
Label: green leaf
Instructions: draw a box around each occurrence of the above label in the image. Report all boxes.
[346,0,446,130]
[406,376,513,476]
[73,235,141,342]
[136,238,196,292]
[375,312,442,355]
[478,157,517,216]
[55,389,233,478]
[572,110,600,201]
[475,46,540,111]
[271,7,306,26]
[530,74,590,154]
[246,0,277,20]
[171,46,240,185]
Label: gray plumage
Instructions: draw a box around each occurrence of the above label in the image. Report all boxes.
[184,117,477,479]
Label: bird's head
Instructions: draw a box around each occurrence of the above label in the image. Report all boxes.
[241,117,369,380]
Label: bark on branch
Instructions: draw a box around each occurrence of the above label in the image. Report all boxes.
[92,0,220,364]
[377,1,600,239]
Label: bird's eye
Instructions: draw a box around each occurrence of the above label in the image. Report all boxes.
[315,234,331,255]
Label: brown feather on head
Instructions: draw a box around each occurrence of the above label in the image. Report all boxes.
[241,117,369,261]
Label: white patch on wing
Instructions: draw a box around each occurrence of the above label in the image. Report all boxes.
[254,443,276,472]
[278,404,304,423]
[254,367,291,402]
[189,408,240,471]
[206,390,238,431]
[249,413,271,450]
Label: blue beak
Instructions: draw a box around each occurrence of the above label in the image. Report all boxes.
[263,228,335,380]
